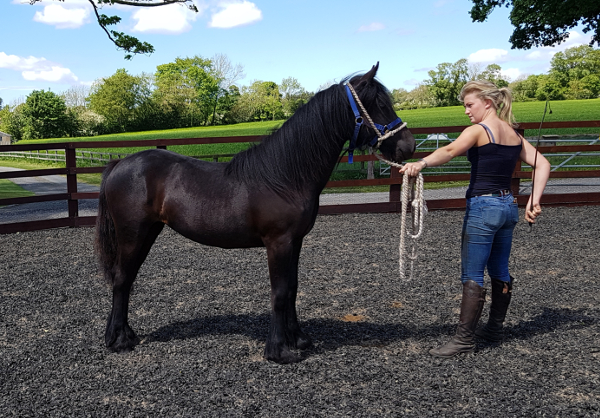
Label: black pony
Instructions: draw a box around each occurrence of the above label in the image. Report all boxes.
[95,64,415,363]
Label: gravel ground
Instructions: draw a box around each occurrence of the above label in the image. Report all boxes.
[1,207,599,417]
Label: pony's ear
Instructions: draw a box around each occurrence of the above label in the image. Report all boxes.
[356,62,379,87]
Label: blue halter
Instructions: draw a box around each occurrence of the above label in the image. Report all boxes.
[344,84,404,163]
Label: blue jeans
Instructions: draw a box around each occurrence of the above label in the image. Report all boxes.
[460,194,519,286]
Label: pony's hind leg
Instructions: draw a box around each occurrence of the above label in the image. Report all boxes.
[105,222,164,353]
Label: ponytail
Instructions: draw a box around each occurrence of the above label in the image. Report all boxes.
[497,87,516,127]
[459,81,518,127]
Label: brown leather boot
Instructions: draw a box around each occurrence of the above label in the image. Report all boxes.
[430,280,486,358]
[475,276,513,342]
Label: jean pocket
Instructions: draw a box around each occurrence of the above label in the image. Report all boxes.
[482,206,504,228]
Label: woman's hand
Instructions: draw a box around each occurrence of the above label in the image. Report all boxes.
[525,202,542,223]
[398,160,426,177]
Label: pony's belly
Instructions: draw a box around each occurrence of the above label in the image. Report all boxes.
[164,211,264,249]
[175,226,264,249]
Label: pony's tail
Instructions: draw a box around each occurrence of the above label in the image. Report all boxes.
[95,160,120,285]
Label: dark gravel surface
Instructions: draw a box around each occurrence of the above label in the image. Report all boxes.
[1,207,599,417]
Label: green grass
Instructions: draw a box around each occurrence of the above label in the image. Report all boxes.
[399,98,600,137]
[0,179,35,200]
[18,121,283,157]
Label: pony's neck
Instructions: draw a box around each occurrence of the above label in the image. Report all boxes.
[227,85,354,198]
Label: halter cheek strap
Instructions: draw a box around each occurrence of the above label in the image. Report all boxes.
[345,85,363,164]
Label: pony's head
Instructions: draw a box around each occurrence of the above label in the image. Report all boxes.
[345,63,415,163]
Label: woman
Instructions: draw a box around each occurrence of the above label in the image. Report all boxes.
[399,80,551,358]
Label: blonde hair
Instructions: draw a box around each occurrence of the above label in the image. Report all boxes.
[459,80,517,127]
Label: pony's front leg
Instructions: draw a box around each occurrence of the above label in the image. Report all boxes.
[264,237,311,364]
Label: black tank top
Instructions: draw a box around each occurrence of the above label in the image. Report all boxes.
[465,123,523,198]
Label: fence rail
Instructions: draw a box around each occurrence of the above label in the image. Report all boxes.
[1,122,599,234]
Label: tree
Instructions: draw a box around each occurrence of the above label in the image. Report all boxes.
[214,85,241,125]
[280,77,312,117]
[61,85,91,109]
[509,74,539,101]
[549,45,600,83]
[29,0,198,59]
[230,81,283,122]
[398,84,435,109]
[469,0,600,49]
[534,75,565,101]
[478,64,510,87]
[546,45,600,99]
[21,90,74,139]
[390,88,409,110]
[210,54,245,125]
[256,81,283,121]
[0,104,25,142]
[88,68,150,132]
[426,58,469,107]
[154,56,220,127]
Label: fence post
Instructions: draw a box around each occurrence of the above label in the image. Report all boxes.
[389,164,402,202]
[65,146,79,224]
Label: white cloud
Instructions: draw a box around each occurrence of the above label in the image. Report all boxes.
[468,48,509,63]
[525,51,543,60]
[0,52,47,71]
[132,4,199,34]
[209,1,262,29]
[22,66,79,83]
[0,52,79,84]
[501,68,521,81]
[357,22,385,33]
[33,3,90,29]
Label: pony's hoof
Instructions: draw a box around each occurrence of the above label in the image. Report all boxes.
[264,346,303,364]
[105,327,139,353]
[295,334,312,350]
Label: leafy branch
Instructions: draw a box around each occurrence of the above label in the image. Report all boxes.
[29,0,199,59]
[469,0,600,49]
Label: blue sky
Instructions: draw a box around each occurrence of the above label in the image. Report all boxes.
[0,0,593,105]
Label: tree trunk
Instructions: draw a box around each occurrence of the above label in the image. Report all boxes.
[211,97,219,126]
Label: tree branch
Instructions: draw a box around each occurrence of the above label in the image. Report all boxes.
[29,0,198,59]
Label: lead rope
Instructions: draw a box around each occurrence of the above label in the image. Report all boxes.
[345,83,425,279]
[376,154,427,280]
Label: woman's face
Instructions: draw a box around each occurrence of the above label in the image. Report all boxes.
[463,93,490,124]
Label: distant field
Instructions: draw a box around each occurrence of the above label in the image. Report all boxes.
[399,98,600,137]
[10,98,600,154]
[17,121,283,157]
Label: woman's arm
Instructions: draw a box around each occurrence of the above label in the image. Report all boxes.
[398,125,481,176]
[520,139,551,223]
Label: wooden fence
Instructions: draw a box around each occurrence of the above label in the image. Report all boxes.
[1,122,599,234]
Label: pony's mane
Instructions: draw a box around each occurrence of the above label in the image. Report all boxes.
[224,76,391,198]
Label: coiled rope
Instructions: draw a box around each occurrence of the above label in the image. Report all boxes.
[376,154,427,280]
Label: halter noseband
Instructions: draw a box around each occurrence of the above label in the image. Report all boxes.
[345,83,407,163]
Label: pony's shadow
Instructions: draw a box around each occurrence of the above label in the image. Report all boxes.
[143,307,599,358]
